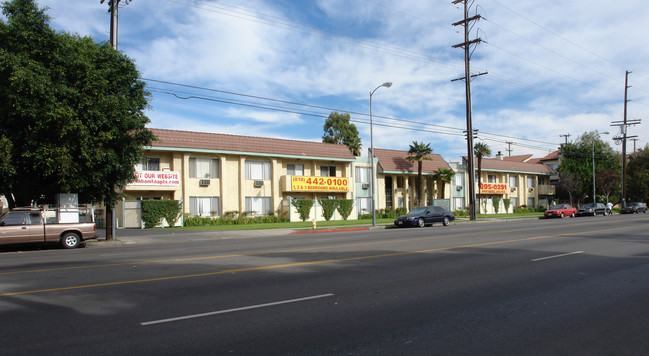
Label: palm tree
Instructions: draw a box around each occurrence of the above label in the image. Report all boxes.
[407,141,433,207]
[432,167,455,199]
[474,142,492,210]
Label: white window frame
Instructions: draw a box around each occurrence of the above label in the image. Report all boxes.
[527,176,535,188]
[355,167,371,184]
[245,160,271,180]
[189,196,220,217]
[136,157,160,171]
[357,197,372,214]
[454,172,464,187]
[509,175,518,188]
[245,197,272,215]
[527,197,535,207]
[189,158,219,179]
[487,175,497,183]
[320,166,336,177]
[287,164,304,176]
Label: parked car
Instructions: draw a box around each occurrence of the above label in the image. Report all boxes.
[0,207,97,249]
[621,202,647,214]
[576,203,611,216]
[394,206,455,228]
[544,204,577,218]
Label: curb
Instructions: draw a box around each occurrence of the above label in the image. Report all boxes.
[290,227,370,235]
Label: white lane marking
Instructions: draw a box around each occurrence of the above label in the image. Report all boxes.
[532,251,583,262]
[141,293,334,326]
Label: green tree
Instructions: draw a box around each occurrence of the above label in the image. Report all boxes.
[474,142,491,199]
[596,169,620,204]
[432,167,455,199]
[558,132,619,203]
[407,141,433,207]
[626,146,649,204]
[322,112,362,156]
[0,0,155,211]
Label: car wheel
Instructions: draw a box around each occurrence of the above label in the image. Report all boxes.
[560,212,564,218]
[603,210,608,216]
[417,218,425,228]
[61,232,80,249]
[443,216,450,226]
[570,212,575,218]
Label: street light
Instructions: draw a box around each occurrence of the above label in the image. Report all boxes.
[369,82,392,227]
[592,131,609,203]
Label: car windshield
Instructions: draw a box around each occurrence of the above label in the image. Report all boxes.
[629,203,642,207]
[409,207,427,214]
[581,204,596,208]
[553,205,565,209]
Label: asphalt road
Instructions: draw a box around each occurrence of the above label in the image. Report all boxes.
[1,214,648,355]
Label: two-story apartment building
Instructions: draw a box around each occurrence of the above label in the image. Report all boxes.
[452,152,556,213]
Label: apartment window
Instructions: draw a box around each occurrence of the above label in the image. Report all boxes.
[355,167,371,183]
[454,172,465,187]
[510,197,518,207]
[189,196,220,217]
[357,197,372,214]
[245,160,271,180]
[397,176,404,188]
[509,175,518,188]
[527,176,535,188]
[538,177,546,185]
[189,158,219,179]
[245,197,271,215]
[487,175,497,183]
[527,197,535,207]
[454,197,465,210]
[320,166,336,177]
[136,157,160,171]
[287,164,304,176]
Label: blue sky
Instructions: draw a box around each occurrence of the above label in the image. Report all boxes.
[24,0,649,162]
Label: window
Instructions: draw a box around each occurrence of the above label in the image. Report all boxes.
[1,212,26,225]
[357,197,372,213]
[355,167,371,183]
[509,175,518,188]
[538,177,546,185]
[287,164,304,176]
[527,197,535,207]
[527,176,535,188]
[189,197,219,217]
[245,197,271,215]
[189,158,219,179]
[245,160,271,180]
[510,197,518,207]
[487,175,497,183]
[454,172,464,187]
[454,197,465,210]
[397,176,404,188]
[136,157,160,171]
[320,166,336,177]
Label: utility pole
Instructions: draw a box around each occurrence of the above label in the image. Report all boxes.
[559,134,571,146]
[630,138,638,152]
[505,141,514,156]
[100,0,132,240]
[611,71,641,208]
[452,0,486,221]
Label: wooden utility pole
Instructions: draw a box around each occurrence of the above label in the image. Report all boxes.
[452,0,486,220]
[559,134,571,146]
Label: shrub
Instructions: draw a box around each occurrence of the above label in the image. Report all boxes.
[336,199,354,220]
[291,199,314,221]
[359,213,372,220]
[492,197,501,214]
[395,207,407,216]
[142,200,181,228]
[453,209,469,217]
[318,199,339,221]
[382,207,397,219]
[503,198,511,213]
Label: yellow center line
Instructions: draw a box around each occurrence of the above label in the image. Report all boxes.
[0,220,624,276]
[0,224,633,297]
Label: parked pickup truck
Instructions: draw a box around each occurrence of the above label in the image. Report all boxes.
[0,207,97,249]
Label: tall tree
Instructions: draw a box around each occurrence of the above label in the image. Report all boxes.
[0,0,155,209]
[407,141,433,207]
[474,142,491,203]
[322,112,362,156]
[558,131,619,203]
[432,167,455,199]
[626,146,649,204]
[596,169,620,204]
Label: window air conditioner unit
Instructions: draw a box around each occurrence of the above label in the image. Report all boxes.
[254,180,264,187]
[362,183,370,189]
[511,187,517,192]
[456,186,463,191]
[199,179,210,186]
[528,187,534,192]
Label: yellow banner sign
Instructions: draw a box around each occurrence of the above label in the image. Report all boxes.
[479,183,508,194]
[291,176,349,192]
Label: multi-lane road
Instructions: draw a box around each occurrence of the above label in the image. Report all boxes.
[1,214,648,355]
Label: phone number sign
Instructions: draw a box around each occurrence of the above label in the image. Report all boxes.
[479,183,508,194]
[291,176,349,192]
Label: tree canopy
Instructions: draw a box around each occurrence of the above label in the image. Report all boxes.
[626,146,649,204]
[558,132,619,203]
[322,112,362,156]
[0,0,155,207]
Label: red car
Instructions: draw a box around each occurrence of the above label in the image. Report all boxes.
[544,204,577,218]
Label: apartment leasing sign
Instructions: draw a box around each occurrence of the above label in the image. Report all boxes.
[291,176,349,192]
[130,171,181,186]
[479,183,508,194]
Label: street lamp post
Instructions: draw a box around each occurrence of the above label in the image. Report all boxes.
[369,82,392,227]
[592,131,609,203]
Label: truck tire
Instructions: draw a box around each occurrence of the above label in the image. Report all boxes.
[61,232,81,249]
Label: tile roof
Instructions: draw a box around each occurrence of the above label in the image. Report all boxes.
[503,154,533,162]
[539,151,559,161]
[148,128,356,160]
[465,156,555,174]
[373,148,452,173]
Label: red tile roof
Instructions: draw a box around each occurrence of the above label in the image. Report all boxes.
[503,154,533,162]
[149,128,356,160]
[539,151,559,161]
[373,148,451,173]
[465,156,555,174]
